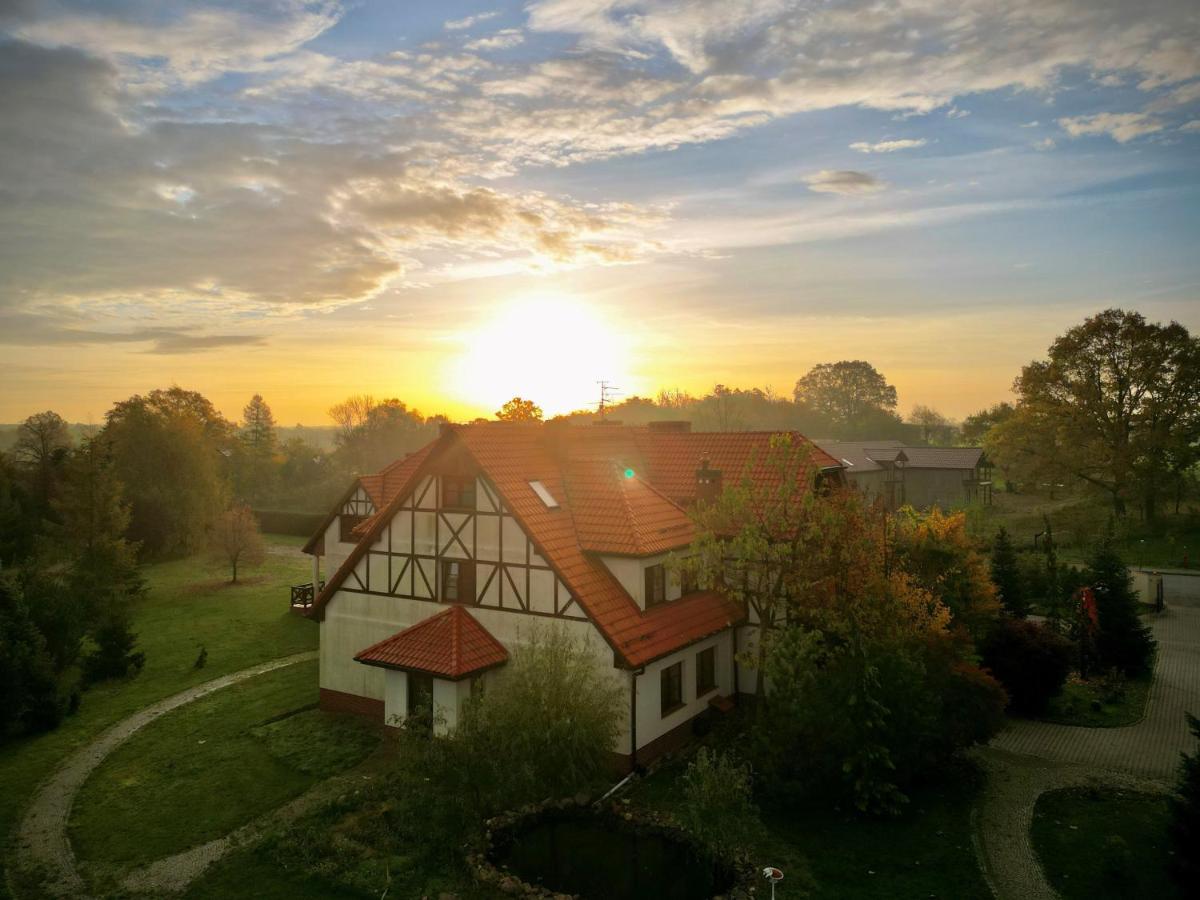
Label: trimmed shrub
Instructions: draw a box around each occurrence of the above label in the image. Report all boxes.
[981,619,1073,715]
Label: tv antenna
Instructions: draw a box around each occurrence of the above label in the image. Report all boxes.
[596,380,621,421]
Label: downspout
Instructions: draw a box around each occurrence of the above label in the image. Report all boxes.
[629,668,643,772]
[732,625,740,697]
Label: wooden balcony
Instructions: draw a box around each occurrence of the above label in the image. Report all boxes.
[290,581,325,612]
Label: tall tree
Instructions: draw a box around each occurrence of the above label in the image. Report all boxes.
[990,309,1200,519]
[13,410,72,513]
[494,397,544,422]
[793,360,900,438]
[330,397,432,474]
[909,404,950,444]
[102,389,229,556]
[961,401,1015,446]
[235,395,278,504]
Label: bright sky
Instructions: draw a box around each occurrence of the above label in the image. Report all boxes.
[2,1,1198,424]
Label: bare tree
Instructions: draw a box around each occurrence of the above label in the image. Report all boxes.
[208,504,266,583]
[14,410,72,508]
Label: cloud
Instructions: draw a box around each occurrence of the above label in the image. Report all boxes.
[12,0,344,90]
[0,309,267,354]
[465,29,524,52]
[803,170,888,195]
[0,38,668,332]
[946,106,971,119]
[1034,137,1057,150]
[850,138,927,153]
[1180,119,1200,133]
[1059,112,1166,142]
[445,11,499,31]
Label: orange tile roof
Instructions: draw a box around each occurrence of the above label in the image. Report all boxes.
[355,606,508,679]
[312,423,835,667]
[565,457,695,556]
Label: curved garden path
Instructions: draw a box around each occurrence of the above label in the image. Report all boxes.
[12,651,317,898]
[972,599,1200,900]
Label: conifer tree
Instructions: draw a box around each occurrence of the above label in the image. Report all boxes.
[1086,531,1155,676]
[1169,714,1200,894]
[990,526,1027,617]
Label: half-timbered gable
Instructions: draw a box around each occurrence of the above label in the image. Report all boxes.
[306,421,841,767]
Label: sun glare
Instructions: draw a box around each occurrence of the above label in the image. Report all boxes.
[450,296,636,417]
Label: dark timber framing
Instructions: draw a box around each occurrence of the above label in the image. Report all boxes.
[337,471,587,622]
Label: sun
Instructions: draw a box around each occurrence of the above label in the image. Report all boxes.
[450,295,637,418]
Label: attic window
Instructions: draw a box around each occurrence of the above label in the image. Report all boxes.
[529,480,559,508]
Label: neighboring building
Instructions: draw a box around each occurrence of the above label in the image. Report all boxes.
[297,421,841,769]
[815,440,993,511]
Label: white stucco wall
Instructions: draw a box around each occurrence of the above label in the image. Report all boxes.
[600,552,685,610]
[633,631,734,750]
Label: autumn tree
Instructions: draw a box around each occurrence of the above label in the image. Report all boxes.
[102,388,230,556]
[494,396,543,422]
[892,508,1002,638]
[682,434,850,692]
[989,309,1200,519]
[793,360,901,438]
[208,503,266,583]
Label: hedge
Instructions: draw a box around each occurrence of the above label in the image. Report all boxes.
[253,509,325,538]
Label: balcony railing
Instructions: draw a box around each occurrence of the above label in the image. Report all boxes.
[290,580,326,610]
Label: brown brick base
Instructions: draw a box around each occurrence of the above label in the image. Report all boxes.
[319,687,385,721]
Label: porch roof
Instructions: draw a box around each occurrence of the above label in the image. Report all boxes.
[354,606,508,680]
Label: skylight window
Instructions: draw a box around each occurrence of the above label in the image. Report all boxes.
[529,480,559,508]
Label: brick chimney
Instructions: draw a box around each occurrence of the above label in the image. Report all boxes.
[696,457,722,505]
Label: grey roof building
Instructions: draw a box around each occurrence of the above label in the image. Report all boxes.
[815,440,993,511]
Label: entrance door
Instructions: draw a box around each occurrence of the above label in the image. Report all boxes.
[407,672,433,734]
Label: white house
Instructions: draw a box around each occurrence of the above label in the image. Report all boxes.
[300,420,841,769]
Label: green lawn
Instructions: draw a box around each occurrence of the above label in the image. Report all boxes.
[1038,672,1153,727]
[0,536,317,897]
[627,756,991,900]
[970,493,1200,569]
[1032,786,1180,900]
[69,659,380,887]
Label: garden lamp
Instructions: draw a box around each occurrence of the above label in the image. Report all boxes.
[763,866,784,899]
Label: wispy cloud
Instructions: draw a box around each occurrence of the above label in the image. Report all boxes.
[465,29,524,51]
[1059,112,1165,143]
[803,170,888,195]
[850,138,927,153]
[445,11,499,31]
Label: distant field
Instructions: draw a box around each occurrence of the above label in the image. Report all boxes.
[0,534,317,898]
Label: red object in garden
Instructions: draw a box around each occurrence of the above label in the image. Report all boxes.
[1078,587,1099,631]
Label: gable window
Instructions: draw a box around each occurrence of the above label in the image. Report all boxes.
[441,475,476,510]
[660,662,684,717]
[696,646,716,696]
[441,559,476,603]
[645,564,667,608]
[339,514,364,543]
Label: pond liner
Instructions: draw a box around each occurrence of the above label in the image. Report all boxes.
[469,797,756,900]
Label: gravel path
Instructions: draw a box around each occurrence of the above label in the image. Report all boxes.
[973,602,1200,900]
[12,651,318,899]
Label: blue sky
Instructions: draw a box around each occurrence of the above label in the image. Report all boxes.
[1,1,1197,422]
